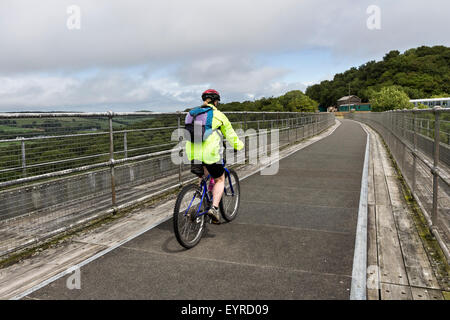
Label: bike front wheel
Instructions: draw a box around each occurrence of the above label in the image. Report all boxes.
[173,184,206,249]
[220,169,240,222]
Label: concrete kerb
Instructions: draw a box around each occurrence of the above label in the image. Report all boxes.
[349,121,370,300]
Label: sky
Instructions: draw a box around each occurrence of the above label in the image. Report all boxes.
[0,0,449,112]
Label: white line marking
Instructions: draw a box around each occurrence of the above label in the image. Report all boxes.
[350,122,370,300]
[10,120,341,300]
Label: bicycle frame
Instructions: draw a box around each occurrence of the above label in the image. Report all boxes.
[183,159,235,219]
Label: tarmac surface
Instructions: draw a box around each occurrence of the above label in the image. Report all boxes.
[27,119,367,300]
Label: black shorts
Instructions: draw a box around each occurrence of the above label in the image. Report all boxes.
[190,161,225,179]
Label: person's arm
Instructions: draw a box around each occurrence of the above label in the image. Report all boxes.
[217,112,244,150]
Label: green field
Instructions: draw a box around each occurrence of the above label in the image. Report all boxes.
[0,116,158,138]
[0,114,178,183]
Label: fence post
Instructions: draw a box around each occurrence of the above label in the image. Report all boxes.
[313,115,316,135]
[244,112,247,131]
[177,112,182,185]
[431,106,441,227]
[390,111,394,148]
[301,113,304,134]
[262,113,265,130]
[277,112,279,129]
[401,109,407,171]
[305,115,308,137]
[123,132,128,159]
[287,114,290,144]
[305,116,308,137]
[315,114,318,134]
[21,138,26,177]
[412,108,418,194]
[315,114,318,133]
[244,112,248,163]
[402,109,406,138]
[108,111,117,210]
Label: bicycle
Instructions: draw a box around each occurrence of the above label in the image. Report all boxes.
[173,157,240,249]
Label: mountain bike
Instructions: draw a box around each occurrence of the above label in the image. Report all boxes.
[173,158,240,249]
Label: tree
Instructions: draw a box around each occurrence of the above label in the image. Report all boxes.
[261,101,283,112]
[430,93,449,98]
[305,45,450,107]
[383,50,400,61]
[369,86,413,112]
[417,103,428,109]
[219,90,318,113]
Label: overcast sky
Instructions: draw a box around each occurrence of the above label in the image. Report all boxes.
[0,0,449,112]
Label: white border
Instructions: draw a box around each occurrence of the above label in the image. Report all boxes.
[349,122,370,300]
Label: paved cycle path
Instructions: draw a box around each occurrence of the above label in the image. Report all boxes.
[27,119,367,300]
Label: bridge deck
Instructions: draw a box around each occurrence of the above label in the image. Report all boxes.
[26,119,367,299]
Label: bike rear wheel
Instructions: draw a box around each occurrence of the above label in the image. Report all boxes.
[220,169,240,222]
[173,184,206,249]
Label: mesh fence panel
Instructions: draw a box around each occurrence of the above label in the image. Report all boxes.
[438,176,450,245]
[0,111,335,257]
[349,109,449,257]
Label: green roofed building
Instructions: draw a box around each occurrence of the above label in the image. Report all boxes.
[337,95,371,112]
[338,103,371,112]
[318,95,371,112]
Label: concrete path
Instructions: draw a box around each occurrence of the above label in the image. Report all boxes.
[25,119,368,300]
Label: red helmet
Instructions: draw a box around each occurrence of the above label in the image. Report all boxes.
[202,89,220,102]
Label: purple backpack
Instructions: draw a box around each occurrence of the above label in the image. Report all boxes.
[184,106,215,142]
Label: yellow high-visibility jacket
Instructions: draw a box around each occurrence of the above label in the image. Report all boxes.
[185,104,244,164]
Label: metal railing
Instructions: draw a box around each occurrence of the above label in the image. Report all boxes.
[348,108,450,260]
[0,111,335,257]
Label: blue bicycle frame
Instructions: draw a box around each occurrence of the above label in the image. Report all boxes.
[184,158,235,219]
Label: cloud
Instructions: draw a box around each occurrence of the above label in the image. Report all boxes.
[175,55,292,96]
[1,0,449,73]
[0,71,203,112]
[0,61,306,112]
[0,0,448,111]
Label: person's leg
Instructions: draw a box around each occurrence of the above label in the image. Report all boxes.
[203,163,225,223]
[204,163,225,207]
[212,173,225,208]
[190,161,204,185]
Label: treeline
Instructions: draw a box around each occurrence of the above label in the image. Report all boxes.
[187,90,318,113]
[306,45,450,107]
[0,118,133,137]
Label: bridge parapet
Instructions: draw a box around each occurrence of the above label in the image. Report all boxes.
[0,111,335,257]
[348,109,450,261]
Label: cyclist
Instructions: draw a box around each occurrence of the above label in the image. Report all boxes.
[185,89,244,224]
